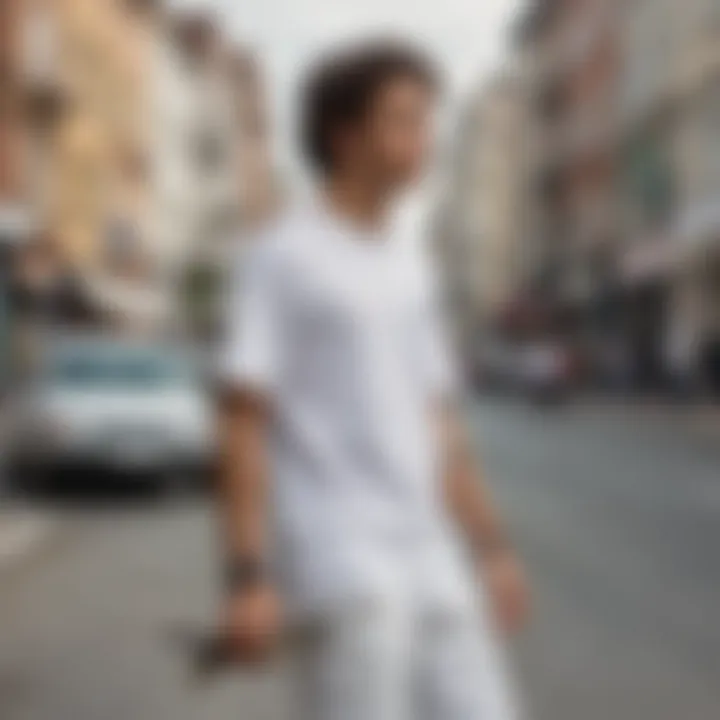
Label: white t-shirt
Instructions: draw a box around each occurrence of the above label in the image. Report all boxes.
[220,202,474,619]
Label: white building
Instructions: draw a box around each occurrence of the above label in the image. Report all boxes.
[150,15,240,283]
[619,0,720,390]
[437,67,533,340]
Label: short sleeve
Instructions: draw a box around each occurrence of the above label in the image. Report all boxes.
[416,246,461,401]
[217,241,283,394]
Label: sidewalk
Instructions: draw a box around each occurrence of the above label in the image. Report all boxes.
[0,506,56,575]
[0,401,58,576]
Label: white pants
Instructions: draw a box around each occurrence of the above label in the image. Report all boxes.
[289,595,521,720]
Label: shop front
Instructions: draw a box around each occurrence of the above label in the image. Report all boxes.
[677,203,720,397]
[619,238,677,392]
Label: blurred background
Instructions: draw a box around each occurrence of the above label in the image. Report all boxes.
[437,0,720,405]
[0,1,718,719]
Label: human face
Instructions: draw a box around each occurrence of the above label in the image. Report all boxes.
[344,76,436,191]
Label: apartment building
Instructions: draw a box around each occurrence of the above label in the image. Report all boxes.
[46,0,160,275]
[516,0,720,392]
[437,66,533,347]
[0,0,24,235]
[520,0,620,305]
[151,13,273,337]
[0,0,25,379]
[520,0,681,388]
[0,1,277,338]
[229,50,277,233]
[666,0,720,393]
[0,0,65,243]
[617,0,720,391]
[152,13,232,276]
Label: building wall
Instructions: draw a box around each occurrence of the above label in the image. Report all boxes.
[591,0,719,383]
[45,0,157,272]
[670,2,720,368]
[530,0,620,302]
[2,2,274,332]
[150,14,242,279]
[0,0,22,203]
[0,0,38,224]
[442,70,532,333]
[233,53,277,231]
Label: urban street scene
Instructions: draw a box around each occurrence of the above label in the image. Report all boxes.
[0,1,719,719]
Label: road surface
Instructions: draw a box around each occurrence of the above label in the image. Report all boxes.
[1,399,719,720]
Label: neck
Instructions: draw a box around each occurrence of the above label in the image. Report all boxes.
[323,173,391,232]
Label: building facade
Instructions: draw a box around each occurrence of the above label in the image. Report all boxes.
[151,13,277,338]
[229,49,277,234]
[437,67,533,347]
[521,0,620,305]
[617,0,720,392]
[152,12,235,279]
[1,1,274,335]
[46,0,160,274]
[515,0,720,394]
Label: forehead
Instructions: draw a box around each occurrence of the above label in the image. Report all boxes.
[368,75,436,118]
[378,74,435,101]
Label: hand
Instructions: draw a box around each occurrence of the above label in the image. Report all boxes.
[481,550,529,636]
[222,584,283,664]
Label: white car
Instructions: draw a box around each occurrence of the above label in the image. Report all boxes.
[8,336,214,491]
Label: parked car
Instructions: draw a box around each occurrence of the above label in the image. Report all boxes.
[472,339,528,394]
[7,334,214,491]
[473,336,574,404]
[520,341,573,405]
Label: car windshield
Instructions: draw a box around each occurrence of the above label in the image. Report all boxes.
[47,342,192,390]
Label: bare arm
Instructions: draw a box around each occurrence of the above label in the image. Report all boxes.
[439,406,509,558]
[216,386,272,564]
[439,405,529,633]
[215,385,281,662]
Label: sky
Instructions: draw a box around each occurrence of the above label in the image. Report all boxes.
[174,0,523,156]
[172,0,524,225]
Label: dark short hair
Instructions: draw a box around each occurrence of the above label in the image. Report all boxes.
[300,39,440,175]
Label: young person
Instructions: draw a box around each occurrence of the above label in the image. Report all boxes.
[216,39,528,720]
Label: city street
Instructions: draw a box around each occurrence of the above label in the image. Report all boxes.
[1,399,719,720]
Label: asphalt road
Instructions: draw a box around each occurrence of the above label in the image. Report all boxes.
[1,399,719,720]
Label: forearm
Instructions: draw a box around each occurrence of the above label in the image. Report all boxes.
[440,409,510,557]
[216,389,271,562]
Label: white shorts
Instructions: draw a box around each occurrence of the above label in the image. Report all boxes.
[288,594,522,720]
